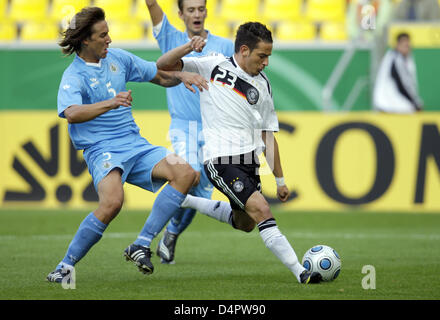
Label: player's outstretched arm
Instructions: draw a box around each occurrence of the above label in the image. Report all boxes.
[262,130,290,202]
[64,91,132,123]
[145,0,164,27]
[156,36,206,71]
[150,70,208,92]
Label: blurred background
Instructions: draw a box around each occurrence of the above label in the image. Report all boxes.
[1,0,440,212]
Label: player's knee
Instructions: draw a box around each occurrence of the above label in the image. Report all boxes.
[250,201,272,222]
[174,164,197,187]
[103,197,124,216]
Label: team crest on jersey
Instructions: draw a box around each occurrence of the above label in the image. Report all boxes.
[246,87,259,105]
[103,161,112,169]
[233,180,244,193]
[110,63,119,73]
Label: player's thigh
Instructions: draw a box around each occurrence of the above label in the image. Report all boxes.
[151,153,195,182]
[97,168,124,210]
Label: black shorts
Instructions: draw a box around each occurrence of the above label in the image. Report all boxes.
[204,151,261,210]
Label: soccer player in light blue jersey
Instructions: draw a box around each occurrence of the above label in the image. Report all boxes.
[46,6,209,283]
[144,0,234,264]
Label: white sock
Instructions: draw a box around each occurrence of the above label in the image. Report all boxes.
[181,194,234,226]
[258,219,305,283]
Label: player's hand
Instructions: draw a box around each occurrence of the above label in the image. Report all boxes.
[110,90,133,108]
[190,36,206,53]
[180,72,209,93]
[277,185,290,202]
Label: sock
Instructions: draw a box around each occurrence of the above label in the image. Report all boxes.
[57,212,108,269]
[181,194,234,227]
[134,184,186,248]
[167,207,197,234]
[258,218,306,283]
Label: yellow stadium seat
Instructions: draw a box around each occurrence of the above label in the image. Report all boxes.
[320,22,348,41]
[108,20,145,41]
[219,0,260,23]
[0,0,8,19]
[94,0,132,21]
[50,0,90,20]
[133,0,151,22]
[275,20,316,41]
[262,0,303,22]
[206,0,219,16]
[205,18,231,38]
[8,0,50,22]
[133,0,177,21]
[305,0,346,23]
[21,21,59,41]
[133,0,182,26]
[0,21,17,41]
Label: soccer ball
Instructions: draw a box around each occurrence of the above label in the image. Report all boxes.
[302,245,341,282]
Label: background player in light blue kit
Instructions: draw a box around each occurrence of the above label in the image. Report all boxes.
[143,0,234,264]
[47,6,209,283]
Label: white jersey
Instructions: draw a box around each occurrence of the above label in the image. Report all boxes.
[182,53,279,162]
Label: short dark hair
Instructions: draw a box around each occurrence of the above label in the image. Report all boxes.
[396,32,410,43]
[178,0,207,11]
[59,7,106,55]
[234,22,273,53]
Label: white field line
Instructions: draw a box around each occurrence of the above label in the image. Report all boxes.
[0,231,439,242]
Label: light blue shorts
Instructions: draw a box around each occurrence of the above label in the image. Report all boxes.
[83,133,169,193]
[169,118,213,199]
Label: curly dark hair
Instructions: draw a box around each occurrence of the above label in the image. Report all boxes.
[59,7,106,55]
[234,22,273,53]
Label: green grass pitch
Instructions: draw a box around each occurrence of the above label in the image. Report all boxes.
[0,208,439,300]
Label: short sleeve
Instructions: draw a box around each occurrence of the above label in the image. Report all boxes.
[57,75,83,118]
[182,53,224,78]
[113,48,158,83]
[155,14,184,53]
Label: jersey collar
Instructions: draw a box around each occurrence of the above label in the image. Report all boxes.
[75,55,103,68]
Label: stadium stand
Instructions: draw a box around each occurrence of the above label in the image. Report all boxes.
[320,21,348,41]
[107,20,145,41]
[0,0,7,19]
[218,0,261,24]
[93,0,132,21]
[20,21,59,41]
[262,0,303,23]
[305,0,346,23]
[0,21,16,41]
[8,0,49,22]
[0,0,361,42]
[275,20,317,41]
[50,0,90,21]
[205,17,232,38]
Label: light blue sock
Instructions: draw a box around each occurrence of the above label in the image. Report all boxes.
[166,207,185,234]
[167,208,196,234]
[134,184,186,248]
[57,212,107,269]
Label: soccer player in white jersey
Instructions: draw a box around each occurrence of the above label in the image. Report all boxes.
[156,22,322,284]
[46,7,209,283]
[142,0,234,264]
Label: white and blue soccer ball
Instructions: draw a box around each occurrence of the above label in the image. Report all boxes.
[302,245,341,282]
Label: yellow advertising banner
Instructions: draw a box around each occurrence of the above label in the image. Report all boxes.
[1,111,440,212]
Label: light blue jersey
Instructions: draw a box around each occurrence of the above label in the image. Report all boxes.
[155,14,234,122]
[57,48,167,192]
[57,48,158,150]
